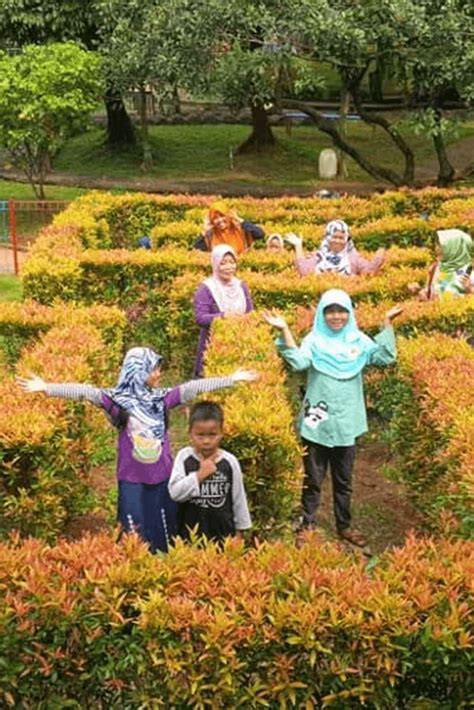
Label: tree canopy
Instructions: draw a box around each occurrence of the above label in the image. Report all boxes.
[0,43,102,197]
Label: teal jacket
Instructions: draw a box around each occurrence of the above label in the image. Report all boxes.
[277,327,396,447]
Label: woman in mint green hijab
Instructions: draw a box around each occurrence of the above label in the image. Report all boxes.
[426,229,473,299]
[264,289,402,548]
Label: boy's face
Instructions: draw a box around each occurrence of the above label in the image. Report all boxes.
[190,419,223,457]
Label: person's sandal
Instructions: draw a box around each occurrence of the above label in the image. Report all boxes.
[338,528,368,547]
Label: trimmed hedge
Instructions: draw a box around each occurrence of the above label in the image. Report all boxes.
[0,532,472,707]
[379,334,474,538]
[0,303,126,540]
[166,265,428,374]
[294,294,474,339]
[204,312,301,536]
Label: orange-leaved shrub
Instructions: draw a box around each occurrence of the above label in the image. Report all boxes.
[373,334,474,537]
[0,531,472,707]
[0,317,122,541]
[0,300,125,365]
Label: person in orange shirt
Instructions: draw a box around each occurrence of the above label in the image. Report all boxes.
[193,201,265,255]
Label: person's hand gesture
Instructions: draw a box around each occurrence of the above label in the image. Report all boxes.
[263,310,287,330]
[384,305,403,327]
[231,369,260,383]
[17,374,47,393]
[284,232,303,247]
[197,456,218,482]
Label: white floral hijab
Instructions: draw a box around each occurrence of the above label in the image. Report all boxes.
[316,219,352,275]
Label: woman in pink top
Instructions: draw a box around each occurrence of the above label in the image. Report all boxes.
[286,219,385,277]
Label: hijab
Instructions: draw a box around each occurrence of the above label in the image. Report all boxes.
[204,244,247,314]
[107,347,170,439]
[437,229,472,272]
[303,289,378,379]
[266,233,284,251]
[315,219,353,275]
[206,202,248,254]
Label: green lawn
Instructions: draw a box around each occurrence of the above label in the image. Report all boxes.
[0,181,86,201]
[0,275,22,302]
[51,119,474,189]
[1,118,473,198]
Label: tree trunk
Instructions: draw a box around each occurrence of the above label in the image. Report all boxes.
[237,101,275,154]
[433,110,455,186]
[337,89,350,178]
[350,86,415,185]
[139,86,153,171]
[104,85,136,146]
[172,85,181,115]
[368,63,384,103]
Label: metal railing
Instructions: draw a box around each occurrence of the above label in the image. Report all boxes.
[0,200,70,274]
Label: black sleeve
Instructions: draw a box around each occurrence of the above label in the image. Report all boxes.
[193,236,209,251]
[241,221,265,241]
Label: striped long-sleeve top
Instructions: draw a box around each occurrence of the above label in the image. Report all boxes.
[44,376,235,485]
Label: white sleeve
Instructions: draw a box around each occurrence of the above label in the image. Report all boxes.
[168,448,201,502]
[45,383,103,406]
[229,454,252,530]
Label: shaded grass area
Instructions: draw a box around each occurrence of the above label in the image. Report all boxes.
[52,120,474,188]
[0,275,22,302]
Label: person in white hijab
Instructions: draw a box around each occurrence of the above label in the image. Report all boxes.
[286,219,385,276]
[193,245,254,376]
[266,233,285,253]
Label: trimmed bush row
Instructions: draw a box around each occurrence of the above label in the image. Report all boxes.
[0,532,472,707]
[50,188,474,248]
[204,312,301,535]
[0,301,126,363]
[19,189,474,269]
[294,294,474,338]
[166,265,428,374]
[22,218,432,306]
[382,334,474,538]
[0,304,126,540]
[359,333,474,538]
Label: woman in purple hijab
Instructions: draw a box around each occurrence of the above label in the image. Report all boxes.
[193,245,254,376]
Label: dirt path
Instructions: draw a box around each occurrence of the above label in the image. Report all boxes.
[315,437,423,554]
[65,430,423,555]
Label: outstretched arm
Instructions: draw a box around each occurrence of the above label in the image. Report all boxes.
[17,375,103,406]
[351,247,386,275]
[179,369,259,404]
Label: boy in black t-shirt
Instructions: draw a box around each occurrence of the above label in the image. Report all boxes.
[168,402,251,542]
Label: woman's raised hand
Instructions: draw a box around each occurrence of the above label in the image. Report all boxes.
[263,310,287,330]
[284,232,303,247]
[384,305,404,326]
[17,374,47,392]
[231,369,260,383]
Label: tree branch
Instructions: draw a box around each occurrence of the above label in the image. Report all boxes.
[282,99,407,186]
